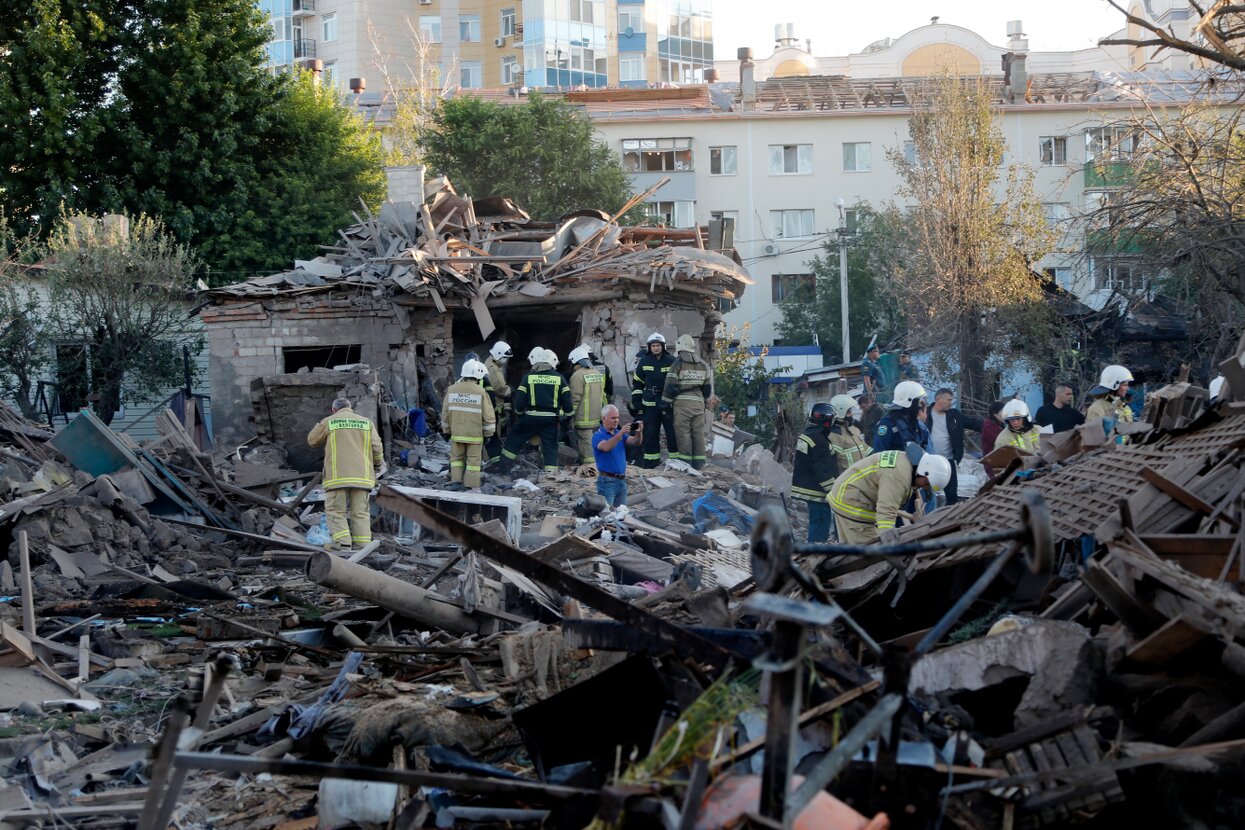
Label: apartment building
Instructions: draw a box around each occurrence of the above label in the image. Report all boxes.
[259,0,713,92]
[584,15,1212,345]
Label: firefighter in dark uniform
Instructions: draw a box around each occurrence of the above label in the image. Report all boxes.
[791,402,840,543]
[630,332,677,468]
[873,380,932,453]
[496,347,571,472]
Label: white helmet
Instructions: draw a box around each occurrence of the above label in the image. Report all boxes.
[1001,399,1030,420]
[675,334,696,354]
[568,345,591,365]
[541,348,559,366]
[647,332,666,345]
[460,359,488,381]
[829,394,858,420]
[527,346,545,363]
[916,452,953,493]
[1099,365,1134,392]
[1210,375,1227,400]
[891,380,928,409]
[490,341,512,361]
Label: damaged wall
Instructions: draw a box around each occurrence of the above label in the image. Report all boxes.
[202,295,411,451]
[250,369,381,472]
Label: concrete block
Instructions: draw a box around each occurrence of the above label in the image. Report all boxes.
[647,483,690,512]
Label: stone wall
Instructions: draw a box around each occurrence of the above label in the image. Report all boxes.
[251,369,380,472]
[201,294,407,451]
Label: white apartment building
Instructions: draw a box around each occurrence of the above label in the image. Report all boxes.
[584,14,1216,345]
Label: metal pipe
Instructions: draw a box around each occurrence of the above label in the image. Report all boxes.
[786,693,904,817]
[914,541,1021,657]
[797,525,1023,557]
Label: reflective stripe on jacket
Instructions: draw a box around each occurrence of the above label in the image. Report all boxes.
[791,425,837,502]
[441,379,496,444]
[828,424,870,468]
[485,357,511,401]
[1086,397,1133,423]
[307,406,383,490]
[994,426,1041,453]
[828,450,914,531]
[515,370,571,417]
[570,366,607,428]
[661,357,711,408]
[631,350,675,409]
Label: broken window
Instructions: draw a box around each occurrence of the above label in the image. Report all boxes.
[647,200,695,228]
[709,146,736,175]
[1085,125,1139,162]
[283,345,363,373]
[1091,257,1147,292]
[621,138,693,172]
[769,143,813,175]
[771,273,814,303]
[1039,135,1067,165]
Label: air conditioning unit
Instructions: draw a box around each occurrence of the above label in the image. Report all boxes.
[494,36,506,47]
[418,0,432,5]
[764,244,777,255]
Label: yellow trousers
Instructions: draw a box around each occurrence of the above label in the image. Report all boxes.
[575,428,595,464]
[832,511,879,545]
[450,441,484,487]
[325,487,371,550]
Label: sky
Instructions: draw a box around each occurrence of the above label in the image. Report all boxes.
[711,1,1129,59]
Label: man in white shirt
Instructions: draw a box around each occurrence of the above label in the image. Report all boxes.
[929,388,983,504]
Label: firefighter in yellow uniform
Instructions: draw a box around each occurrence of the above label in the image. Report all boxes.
[828,444,951,544]
[308,398,385,551]
[568,345,607,464]
[1086,364,1135,424]
[662,334,715,469]
[441,359,496,488]
[483,341,512,458]
[827,394,871,468]
[994,399,1042,453]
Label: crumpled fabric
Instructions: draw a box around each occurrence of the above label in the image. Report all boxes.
[691,491,754,535]
[257,651,363,744]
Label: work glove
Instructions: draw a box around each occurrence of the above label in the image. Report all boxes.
[376,463,389,480]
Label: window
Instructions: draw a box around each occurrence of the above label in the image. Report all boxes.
[1084,190,1127,225]
[619,9,643,33]
[283,344,363,373]
[460,14,481,42]
[771,209,814,239]
[419,16,441,43]
[460,60,483,88]
[843,142,871,172]
[1039,136,1067,165]
[1043,266,1073,291]
[709,146,736,175]
[321,13,337,42]
[769,143,812,175]
[1044,202,1071,225]
[902,140,918,166]
[1091,257,1147,292]
[500,7,516,37]
[771,274,814,303]
[501,55,520,85]
[843,208,861,234]
[619,52,646,82]
[570,0,596,23]
[323,61,336,87]
[1086,125,1139,162]
[621,138,693,172]
[647,200,696,228]
[271,15,287,41]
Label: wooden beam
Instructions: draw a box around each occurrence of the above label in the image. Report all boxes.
[1140,467,1240,529]
[1126,616,1209,665]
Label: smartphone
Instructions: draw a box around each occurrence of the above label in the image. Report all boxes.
[629,421,640,434]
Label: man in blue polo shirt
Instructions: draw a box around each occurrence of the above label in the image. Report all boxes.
[593,404,644,507]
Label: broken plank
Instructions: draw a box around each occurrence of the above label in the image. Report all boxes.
[1080,557,1164,638]
[1140,466,1240,529]
[1126,616,1210,665]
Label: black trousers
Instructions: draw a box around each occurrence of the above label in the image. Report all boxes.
[945,462,960,505]
[501,416,559,470]
[640,404,677,467]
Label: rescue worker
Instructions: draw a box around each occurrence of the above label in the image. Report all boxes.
[440,359,496,488]
[994,399,1042,453]
[568,345,608,464]
[497,346,571,472]
[662,334,714,468]
[1086,365,1135,424]
[586,345,614,398]
[827,394,871,469]
[307,397,385,551]
[829,443,951,544]
[485,341,513,427]
[873,381,932,453]
[791,403,840,543]
[631,332,678,467]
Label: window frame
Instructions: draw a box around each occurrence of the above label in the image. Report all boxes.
[501,55,520,84]
[1039,135,1068,166]
[768,143,812,176]
[500,7,516,37]
[842,141,871,173]
[1085,125,1139,162]
[709,145,737,176]
[460,60,483,89]
[619,9,643,33]
[771,273,815,303]
[459,14,481,42]
[770,209,815,239]
[647,200,696,228]
[321,12,337,42]
[419,15,442,43]
[621,138,693,172]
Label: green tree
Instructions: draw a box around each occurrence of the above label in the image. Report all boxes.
[0,216,50,419]
[776,206,905,361]
[45,214,203,425]
[713,324,791,445]
[420,94,634,219]
[882,76,1057,407]
[202,71,386,279]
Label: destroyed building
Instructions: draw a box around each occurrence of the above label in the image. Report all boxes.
[200,168,751,459]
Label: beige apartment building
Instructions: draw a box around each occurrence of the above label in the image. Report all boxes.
[259,0,714,92]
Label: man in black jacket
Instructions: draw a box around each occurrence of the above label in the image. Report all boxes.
[928,388,983,504]
[791,403,839,543]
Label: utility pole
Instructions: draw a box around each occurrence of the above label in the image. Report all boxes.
[836,199,850,365]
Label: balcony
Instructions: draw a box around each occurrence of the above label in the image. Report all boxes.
[292,0,315,17]
[1083,160,1133,188]
[294,37,317,58]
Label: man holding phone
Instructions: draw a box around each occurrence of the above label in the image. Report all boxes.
[593,404,644,507]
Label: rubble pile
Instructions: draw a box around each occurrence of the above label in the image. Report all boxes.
[1,357,1245,828]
